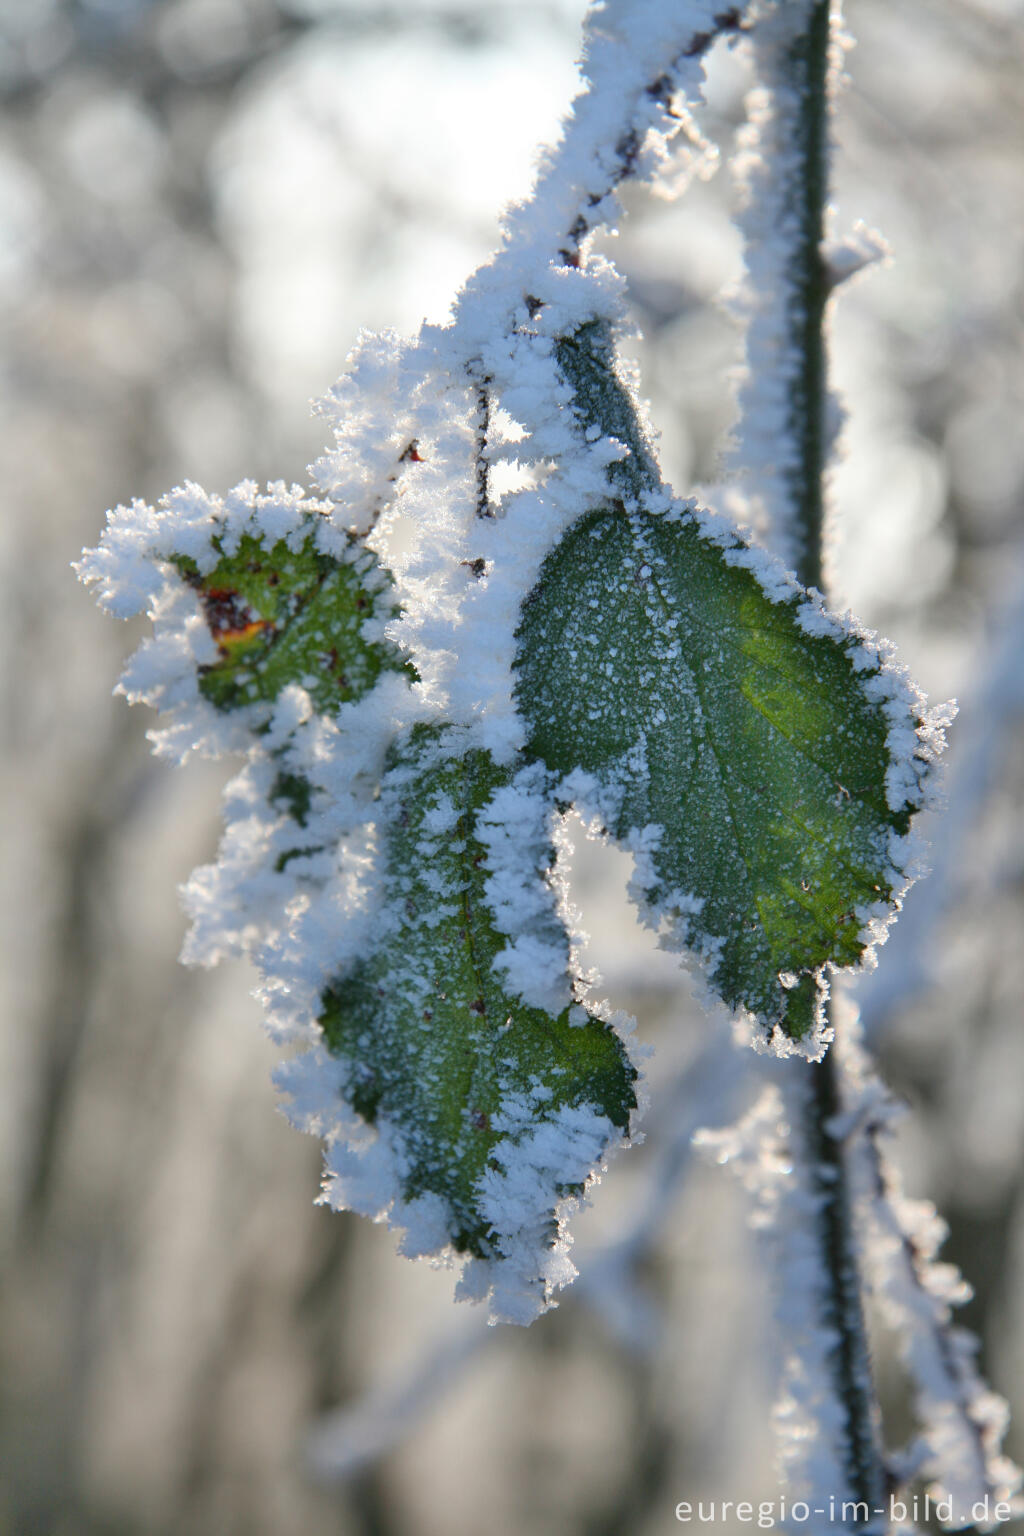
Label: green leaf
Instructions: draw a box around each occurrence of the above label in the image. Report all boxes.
[173,529,413,717]
[318,725,637,1259]
[515,503,916,1040]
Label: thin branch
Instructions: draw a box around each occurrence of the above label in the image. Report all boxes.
[801,1046,887,1511]
[731,0,833,580]
[836,1005,1022,1522]
[451,1,756,325]
[734,9,1022,1522]
[782,0,832,587]
[552,5,748,268]
[774,1,887,1505]
[737,2,888,1519]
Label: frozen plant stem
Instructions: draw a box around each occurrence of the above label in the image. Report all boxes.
[768,2,887,1518]
[784,0,830,593]
[803,1052,886,1517]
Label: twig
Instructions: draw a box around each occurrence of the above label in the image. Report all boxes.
[836,1003,1021,1523]
[736,3,889,1519]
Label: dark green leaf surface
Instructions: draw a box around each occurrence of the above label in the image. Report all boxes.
[173,529,411,716]
[318,726,637,1257]
[515,504,913,1039]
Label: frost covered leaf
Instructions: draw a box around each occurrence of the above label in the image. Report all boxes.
[77,480,422,965]
[78,481,412,753]
[315,724,637,1304]
[515,502,926,1042]
[172,525,412,718]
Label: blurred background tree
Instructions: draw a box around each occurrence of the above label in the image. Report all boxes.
[2,1,1023,1531]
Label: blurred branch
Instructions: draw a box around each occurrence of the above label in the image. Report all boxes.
[859,558,1024,1038]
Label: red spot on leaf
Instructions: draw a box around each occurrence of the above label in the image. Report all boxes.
[199,587,274,650]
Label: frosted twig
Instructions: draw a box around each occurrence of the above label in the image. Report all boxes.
[698,1066,880,1517]
[454,0,755,330]
[728,3,889,1517]
[728,0,838,582]
[789,1048,887,1516]
[836,1004,1022,1525]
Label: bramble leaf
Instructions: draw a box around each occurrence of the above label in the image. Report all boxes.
[173,527,412,718]
[317,725,637,1275]
[514,325,928,1042]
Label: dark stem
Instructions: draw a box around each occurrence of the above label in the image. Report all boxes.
[805,1044,887,1515]
[782,2,888,1520]
[785,0,832,592]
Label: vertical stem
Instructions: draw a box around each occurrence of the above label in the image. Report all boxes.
[768,2,888,1521]
[785,0,831,593]
[804,1045,887,1516]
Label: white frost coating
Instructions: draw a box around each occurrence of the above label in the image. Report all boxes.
[475,765,574,1013]
[835,999,1022,1527]
[80,480,311,616]
[79,478,418,1032]
[467,1098,620,1326]
[309,329,423,539]
[77,480,369,762]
